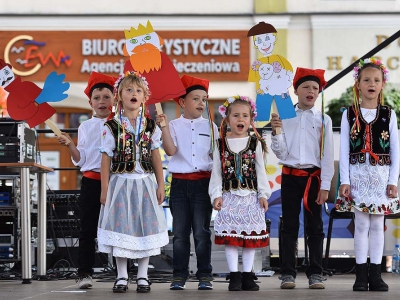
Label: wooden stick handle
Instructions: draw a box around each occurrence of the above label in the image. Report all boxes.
[272,100,281,135]
[155,103,166,127]
[45,119,70,145]
[45,119,61,136]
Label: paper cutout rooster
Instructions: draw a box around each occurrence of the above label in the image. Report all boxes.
[0,59,69,129]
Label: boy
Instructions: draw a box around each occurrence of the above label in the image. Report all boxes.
[270,67,334,289]
[57,71,116,289]
[156,75,217,290]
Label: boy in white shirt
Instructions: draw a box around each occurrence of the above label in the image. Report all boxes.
[57,71,116,289]
[156,75,218,290]
[270,67,334,290]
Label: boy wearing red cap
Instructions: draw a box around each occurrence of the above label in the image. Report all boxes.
[57,71,117,289]
[156,75,218,290]
[270,68,334,289]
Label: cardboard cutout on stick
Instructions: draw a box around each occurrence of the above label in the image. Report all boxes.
[122,20,185,121]
[0,59,70,136]
[122,20,185,105]
[247,22,296,123]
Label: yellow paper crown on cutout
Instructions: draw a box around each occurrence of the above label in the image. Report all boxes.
[124,20,154,39]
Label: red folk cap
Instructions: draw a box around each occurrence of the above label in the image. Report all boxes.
[173,75,209,103]
[0,59,12,70]
[293,67,327,91]
[84,71,118,99]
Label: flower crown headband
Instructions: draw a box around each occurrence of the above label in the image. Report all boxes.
[353,57,390,83]
[113,71,150,94]
[218,95,258,119]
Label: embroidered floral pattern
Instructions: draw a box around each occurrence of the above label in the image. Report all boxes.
[335,196,400,215]
[380,130,390,151]
[350,129,361,150]
[214,193,268,247]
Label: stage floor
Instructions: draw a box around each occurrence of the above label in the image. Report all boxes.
[1,272,400,300]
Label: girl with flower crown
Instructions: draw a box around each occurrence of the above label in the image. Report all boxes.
[97,72,169,293]
[336,57,399,292]
[209,95,271,292]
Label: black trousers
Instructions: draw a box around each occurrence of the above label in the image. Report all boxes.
[280,167,324,278]
[77,176,101,276]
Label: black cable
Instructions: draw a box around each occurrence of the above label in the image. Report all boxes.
[324,29,400,90]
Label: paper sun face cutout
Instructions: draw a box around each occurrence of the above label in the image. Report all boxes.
[123,20,185,105]
[247,22,296,122]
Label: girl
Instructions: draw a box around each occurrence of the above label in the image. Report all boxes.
[209,95,270,291]
[337,57,399,292]
[97,71,169,293]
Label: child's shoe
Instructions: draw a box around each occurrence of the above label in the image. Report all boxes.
[136,277,151,293]
[368,263,388,291]
[353,263,368,291]
[198,275,213,290]
[242,272,259,291]
[170,276,186,290]
[308,274,325,289]
[279,274,296,289]
[228,271,242,291]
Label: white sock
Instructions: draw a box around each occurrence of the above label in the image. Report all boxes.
[137,257,150,286]
[115,257,128,285]
[242,248,256,272]
[369,214,385,264]
[225,245,239,272]
[354,209,370,264]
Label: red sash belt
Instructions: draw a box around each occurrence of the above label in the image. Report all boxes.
[361,124,379,161]
[172,171,211,180]
[83,171,101,181]
[282,166,321,213]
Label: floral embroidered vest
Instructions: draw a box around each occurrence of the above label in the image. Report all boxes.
[347,105,391,166]
[105,117,156,173]
[217,135,258,192]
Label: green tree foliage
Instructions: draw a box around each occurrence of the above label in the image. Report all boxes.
[325,84,400,127]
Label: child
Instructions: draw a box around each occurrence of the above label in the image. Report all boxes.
[155,75,218,290]
[270,67,334,289]
[97,71,169,293]
[57,71,116,289]
[209,95,270,291]
[336,57,399,292]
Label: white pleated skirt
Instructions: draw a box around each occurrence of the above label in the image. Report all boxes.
[97,173,169,259]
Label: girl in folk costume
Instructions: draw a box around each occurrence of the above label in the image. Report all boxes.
[98,72,168,293]
[337,58,400,292]
[209,96,270,291]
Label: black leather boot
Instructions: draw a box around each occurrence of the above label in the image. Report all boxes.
[228,271,242,291]
[241,272,259,291]
[353,263,368,291]
[368,263,388,291]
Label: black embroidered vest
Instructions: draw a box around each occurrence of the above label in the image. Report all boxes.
[218,135,258,192]
[347,105,391,166]
[105,117,156,173]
